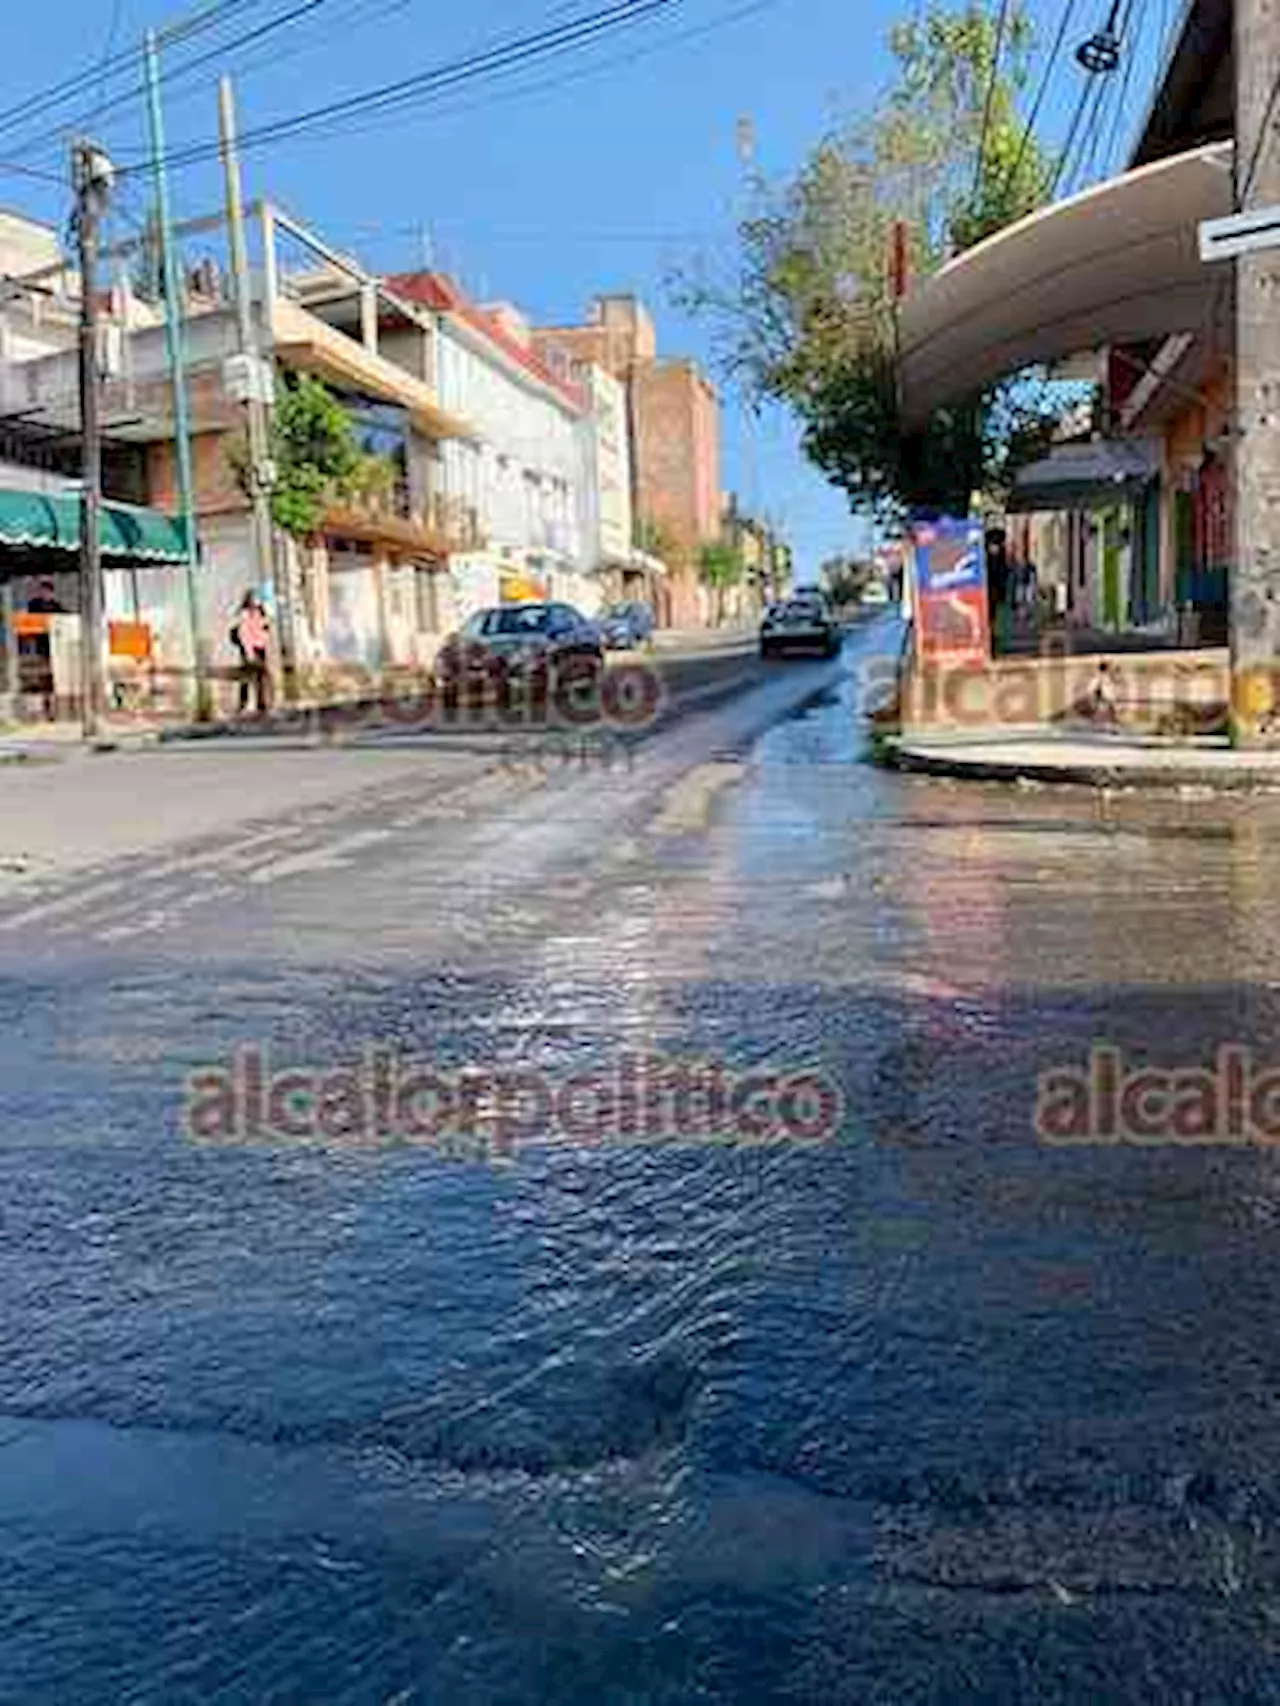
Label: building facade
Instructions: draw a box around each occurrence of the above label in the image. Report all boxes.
[533,295,723,626]
[390,273,599,623]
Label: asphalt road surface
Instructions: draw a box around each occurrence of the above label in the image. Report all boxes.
[5,616,1280,1701]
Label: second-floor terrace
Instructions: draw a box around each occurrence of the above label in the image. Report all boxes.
[0,202,481,556]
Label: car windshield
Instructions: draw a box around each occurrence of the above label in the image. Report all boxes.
[468,605,554,637]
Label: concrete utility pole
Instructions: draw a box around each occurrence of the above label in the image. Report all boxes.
[218,80,279,616]
[1231,0,1280,744]
[73,140,112,741]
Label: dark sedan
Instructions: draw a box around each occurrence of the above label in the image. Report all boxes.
[435,601,604,707]
[759,598,841,659]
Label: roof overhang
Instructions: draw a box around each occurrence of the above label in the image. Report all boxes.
[1006,437,1162,513]
[271,298,473,441]
[898,142,1233,431]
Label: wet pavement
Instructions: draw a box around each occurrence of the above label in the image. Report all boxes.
[6,616,1280,1699]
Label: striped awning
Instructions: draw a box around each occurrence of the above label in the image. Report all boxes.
[0,490,190,565]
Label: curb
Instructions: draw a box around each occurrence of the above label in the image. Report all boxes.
[885,739,1280,792]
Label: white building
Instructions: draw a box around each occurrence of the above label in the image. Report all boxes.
[389,275,599,621]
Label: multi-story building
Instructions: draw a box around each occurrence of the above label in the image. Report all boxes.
[2,204,480,706]
[0,210,192,714]
[387,272,598,621]
[721,494,791,617]
[533,295,723,626]
[0,211,712,720]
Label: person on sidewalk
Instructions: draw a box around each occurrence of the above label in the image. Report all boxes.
[232,590,271,717]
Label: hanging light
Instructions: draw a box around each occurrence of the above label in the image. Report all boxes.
[1076,0,1122,73]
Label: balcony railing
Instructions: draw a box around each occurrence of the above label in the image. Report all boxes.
[326,479,486,553]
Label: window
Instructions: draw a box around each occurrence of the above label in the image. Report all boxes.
[468,605,554,637]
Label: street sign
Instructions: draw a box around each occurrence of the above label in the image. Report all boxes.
[1199,204,1280,263]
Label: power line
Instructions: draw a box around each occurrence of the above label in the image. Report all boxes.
[1046,0,1129,199]
[199,0,775,182]
[1100,0,1148,175]
[1002,0,1079,203]
[117,0,683,178]
[138,0,417,131]
[0,158,67,187]
[0,0,265,142]
[1046,77,1094,198]
[1071,0,1134,191]
[971,0,1013,204]
[6,0,340,166]
[1239,58,1280,207]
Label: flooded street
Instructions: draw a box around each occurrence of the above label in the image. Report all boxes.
[6,616,1280,1699]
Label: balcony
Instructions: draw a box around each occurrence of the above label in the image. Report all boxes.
[323,482,485,558]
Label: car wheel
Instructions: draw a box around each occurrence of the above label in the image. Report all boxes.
[555,650,603,719]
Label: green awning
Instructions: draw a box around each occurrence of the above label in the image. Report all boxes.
[0,489,191,566]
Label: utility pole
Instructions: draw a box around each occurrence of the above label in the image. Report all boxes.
[73,140,112,742]
[1230,0,1280,744]
[144,26,209,718]
[217,75,288,682]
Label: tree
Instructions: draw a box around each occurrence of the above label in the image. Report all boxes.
[679,1,1064,523]
[225,373,358,540]
[820,555,876,607]
[633,513,674,562]
[698,541,746,625]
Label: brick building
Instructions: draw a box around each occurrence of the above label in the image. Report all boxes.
[535,296,721,626]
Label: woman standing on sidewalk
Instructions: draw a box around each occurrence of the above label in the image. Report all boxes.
[231,591,272,717]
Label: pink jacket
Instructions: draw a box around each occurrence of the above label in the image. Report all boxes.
[236,606,270,655]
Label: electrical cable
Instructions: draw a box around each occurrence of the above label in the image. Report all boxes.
[1099,0,1147,176]
[1068,25,1120,190]
[116,0,683,178]
[1046,0,1131,199]
[138,0,417,132]
[971,0,1013,204]
[0,0,267,141]
[5,0,339,167]
[1001,0,1079,204]
[1046,76,1095,197]
[1079,0,1136,185]
[203,0,773,181]
[1239,61,1280,208]
[0,158,67,186]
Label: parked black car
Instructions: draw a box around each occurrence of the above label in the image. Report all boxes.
[436,601,604,702]
[759,597,841,659]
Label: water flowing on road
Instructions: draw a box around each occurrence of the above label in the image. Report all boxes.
[5,617,1280,1699]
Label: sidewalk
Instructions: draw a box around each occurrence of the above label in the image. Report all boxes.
[885,725,1280,790]
[0,629,767,762]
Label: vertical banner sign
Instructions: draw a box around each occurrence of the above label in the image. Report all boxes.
[910,517,990,664]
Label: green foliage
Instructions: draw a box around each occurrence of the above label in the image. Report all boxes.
[679,1,1061,522]
[633,514,674,560]
[267,374,362,539]
[698,541,746,590]
[820,555,876,606]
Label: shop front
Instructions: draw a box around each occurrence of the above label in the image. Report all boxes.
[0,489,191,718]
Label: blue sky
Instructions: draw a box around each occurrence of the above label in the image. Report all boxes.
[2,0,1181,576]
